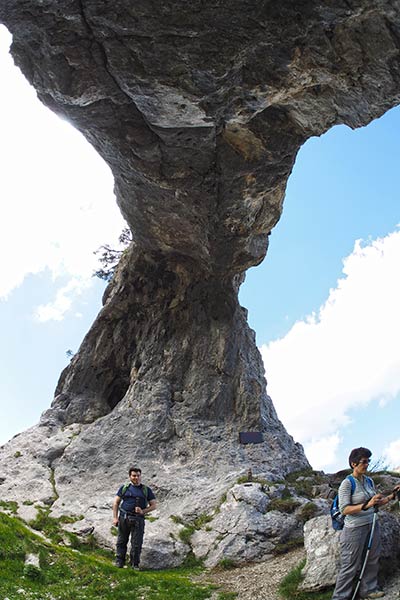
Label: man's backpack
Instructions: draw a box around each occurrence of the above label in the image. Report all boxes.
[330,474,373,530]
[121,482,149,502]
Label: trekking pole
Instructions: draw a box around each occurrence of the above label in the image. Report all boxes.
[350,507,378,600]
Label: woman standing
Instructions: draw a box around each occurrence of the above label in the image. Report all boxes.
[332,447,400,600]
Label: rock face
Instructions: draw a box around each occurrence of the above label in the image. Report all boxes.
[2,0,400,567]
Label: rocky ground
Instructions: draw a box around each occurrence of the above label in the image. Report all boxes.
[198,547,305,600]
[198,547,400,600]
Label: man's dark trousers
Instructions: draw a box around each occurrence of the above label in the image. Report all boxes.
[116,513,145,566]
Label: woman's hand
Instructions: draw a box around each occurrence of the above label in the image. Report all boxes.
[369,493,385,507]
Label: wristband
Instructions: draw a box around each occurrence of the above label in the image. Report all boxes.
[361,502,369,511]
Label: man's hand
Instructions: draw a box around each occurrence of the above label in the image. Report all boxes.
[134,507,144,515]
[113,517,119,526]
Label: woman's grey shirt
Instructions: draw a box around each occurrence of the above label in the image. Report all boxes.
[338,475,376,528]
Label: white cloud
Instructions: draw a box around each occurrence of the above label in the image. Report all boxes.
[304,433,342,470]
[383,439,400,470]
[35,278,92,322]
[0,26,125,311]
[261,228,400,465]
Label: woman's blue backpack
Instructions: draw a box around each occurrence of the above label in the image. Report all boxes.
[330,475,356,530]
[330,474,374,530]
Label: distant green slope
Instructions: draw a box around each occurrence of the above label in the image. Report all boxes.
[0,511,215,600]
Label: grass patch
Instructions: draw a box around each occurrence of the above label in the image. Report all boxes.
[170,515,185,525]
[0,510,214,599]
[273,537,304,555]
[175,513,214,545]
[178,525,196,544]
[146,515,159,522]
[267,498,300,513]
[216,558,236,570]
[298,502,318,523]
[284,469,327,499]
[193,514,213,529]
[0,500,18,514]
[279,559,333,600]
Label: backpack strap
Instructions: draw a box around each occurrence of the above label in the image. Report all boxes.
[347,474,356,495]
[121,482,131,496]
[120,482,149,501]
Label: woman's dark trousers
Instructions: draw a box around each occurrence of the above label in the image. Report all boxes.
[116,514,145,567]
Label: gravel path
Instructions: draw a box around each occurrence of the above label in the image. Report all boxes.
[197,548,400,600]
[197,547,305,600]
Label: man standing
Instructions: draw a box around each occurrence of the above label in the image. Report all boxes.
[113,466,157,569]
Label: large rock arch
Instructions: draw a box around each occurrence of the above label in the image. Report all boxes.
[1,0,400,565]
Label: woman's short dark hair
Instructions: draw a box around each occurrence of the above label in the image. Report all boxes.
[348,447,372,468]
[129,466,142,475]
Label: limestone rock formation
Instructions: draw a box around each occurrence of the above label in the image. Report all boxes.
[1,0,400,567]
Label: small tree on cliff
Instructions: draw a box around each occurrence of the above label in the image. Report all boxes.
[93,227,132,281]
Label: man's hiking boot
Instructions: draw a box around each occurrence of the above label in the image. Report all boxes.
[131,564,140,571]
[114,559,124,568]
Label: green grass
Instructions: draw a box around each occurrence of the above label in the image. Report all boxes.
[267,498,300,513]
[273,537,304,555]
[0,499,18,514]
[178,524,196,544]
[0,511,215,600]
[278,559,333,600]
[216,558,236,570]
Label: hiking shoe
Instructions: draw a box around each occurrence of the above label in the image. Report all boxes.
[362,592,385,599]
[114,559,124,568]
[131,565,140,571]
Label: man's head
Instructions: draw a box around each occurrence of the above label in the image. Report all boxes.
[348,447,372,468]
[129,467,142,484]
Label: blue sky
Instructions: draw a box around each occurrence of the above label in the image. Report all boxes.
[1,25,399,473]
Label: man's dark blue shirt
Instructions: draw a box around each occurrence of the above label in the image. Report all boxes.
[116,483,156,514]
